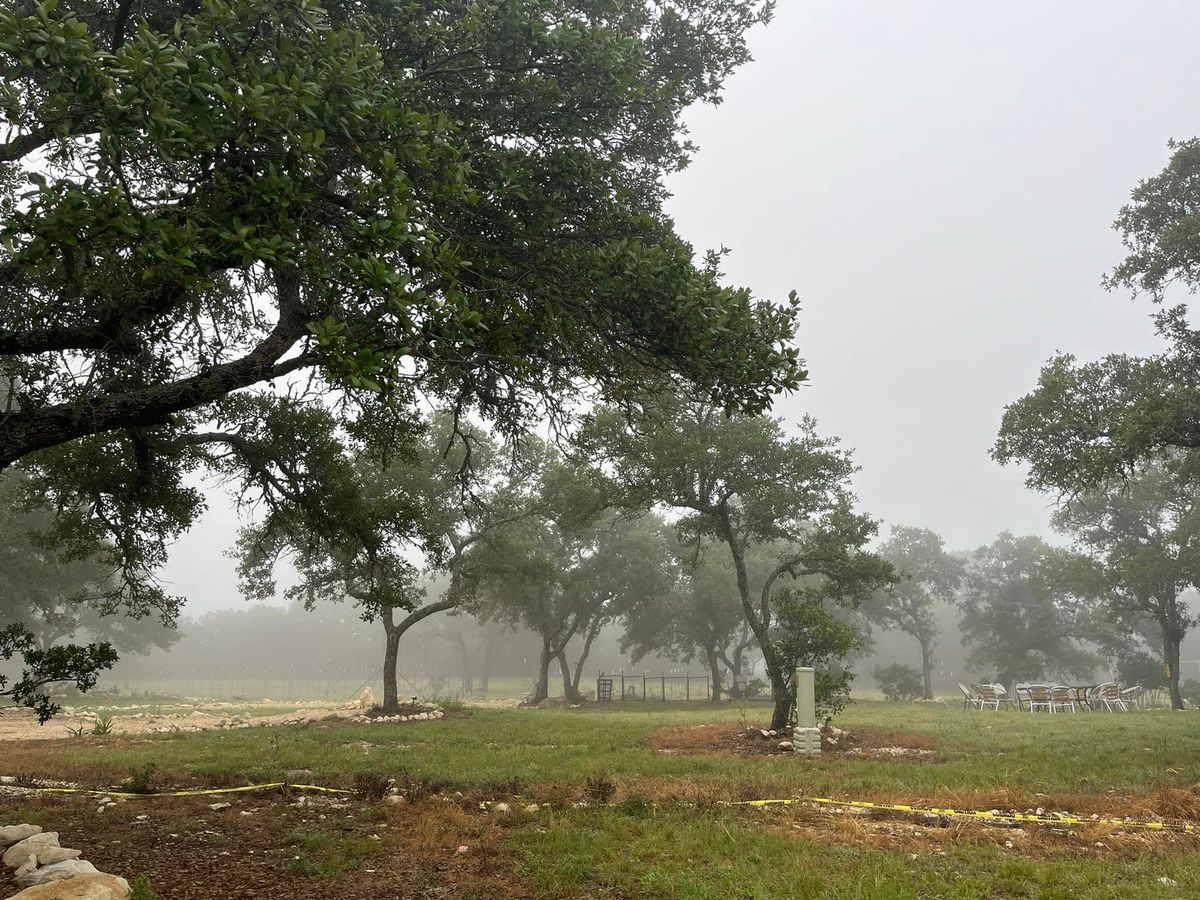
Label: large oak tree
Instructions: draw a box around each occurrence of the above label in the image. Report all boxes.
[0,0,801,707]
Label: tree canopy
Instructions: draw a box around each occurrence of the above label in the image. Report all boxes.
[994,139,1200,493]
[0,0,802,679]
[958,533,1098,686]
[1052,453,1200,709]
[583,393,893,727]
[866,525,963,700]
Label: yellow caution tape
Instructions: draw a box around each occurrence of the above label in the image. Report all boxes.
[10,782,353,799]
[737,796,1199,833]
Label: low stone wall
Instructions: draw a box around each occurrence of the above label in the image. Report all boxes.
[1,824,129,898]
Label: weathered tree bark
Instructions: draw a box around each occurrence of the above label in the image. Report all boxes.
[556,651,581,703]
[918,636,935,701]
[381,609,401,711]
[378,595,458,712]
[1164,626,1184,711]
[531,634,554,704]
[569,617,605,699]
[704,642,724,701]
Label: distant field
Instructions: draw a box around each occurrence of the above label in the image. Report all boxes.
[101,675,543,703]
[2,701,1199,897]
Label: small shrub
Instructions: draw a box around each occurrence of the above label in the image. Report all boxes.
[124,763,157,795]
[353,771,390,800]
[91,714,115,735]
[872,663,924,702]
[584,773,616,804]
[129,875,156,900]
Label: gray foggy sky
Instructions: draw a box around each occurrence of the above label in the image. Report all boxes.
[160,1,1198,614]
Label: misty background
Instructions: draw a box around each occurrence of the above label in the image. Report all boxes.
[122,2,1200,698]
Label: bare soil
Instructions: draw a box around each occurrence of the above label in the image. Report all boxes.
[647,721,940,760]
[0,791,534,899]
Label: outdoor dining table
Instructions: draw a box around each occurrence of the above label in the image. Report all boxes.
[1068,685,1098,710]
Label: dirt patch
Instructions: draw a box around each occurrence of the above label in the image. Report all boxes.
[746,799,1200,861]
[0,791,531,899]
[648,721,940,761]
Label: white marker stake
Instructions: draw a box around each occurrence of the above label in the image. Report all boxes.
[793,667,820,756]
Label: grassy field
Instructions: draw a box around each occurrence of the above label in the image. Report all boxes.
[2,700,1199,898]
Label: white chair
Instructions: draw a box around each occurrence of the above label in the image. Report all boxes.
[1049,685,1077,713]
[958,683,981,710]
[1095,682,1128,712]
[972,682,1002,711]
[1025,684,1053,713]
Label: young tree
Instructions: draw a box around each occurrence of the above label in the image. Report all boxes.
[2,0,803,643]
[866,526,964,699]
[236,413,539,711]
[958,533,1098,686]
[585,395,894,729]
[475,461,675,704]
[622,541,775,701]
[1052,455,1200,709]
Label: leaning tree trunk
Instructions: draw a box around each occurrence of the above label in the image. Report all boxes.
[570,617,605,699]
[557,651,581,703]
[377,596,459,712]
[918,637,935,701]
[531,634,554,704]
[716,510,791,730]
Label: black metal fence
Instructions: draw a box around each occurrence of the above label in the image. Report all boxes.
[596,672,711,702]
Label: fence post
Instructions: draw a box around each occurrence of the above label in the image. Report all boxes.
[642,674,647,701]
[661,674,666,701]
[686,676,690,701]
[620,673,625,701]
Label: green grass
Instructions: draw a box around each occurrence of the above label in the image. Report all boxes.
[14,701,1200,898]
[41,701,1200,800]
[283,828,378,877]
[513,806,1200,899]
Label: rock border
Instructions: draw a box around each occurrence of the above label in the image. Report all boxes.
[0,823,130,898]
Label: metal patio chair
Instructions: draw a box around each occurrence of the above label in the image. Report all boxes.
[1049,685,1077,713]
[971,682,1002,711]
[1025,684,1053,713]
[1095,681,1128,712]
[959,682,981,710]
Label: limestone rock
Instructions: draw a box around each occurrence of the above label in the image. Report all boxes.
[15,858,100,887]
[8,871,127,897]
[14,854,37,878]
[34,846,83,865]
[0,825,42,848]
[208,802,231,811]
[4,833,59,868]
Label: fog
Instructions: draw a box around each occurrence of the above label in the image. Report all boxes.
[117,3,1200,698]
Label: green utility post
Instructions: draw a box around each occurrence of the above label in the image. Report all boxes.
[793,667,821,756]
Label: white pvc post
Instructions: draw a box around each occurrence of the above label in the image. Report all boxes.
[793,667,820,756]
